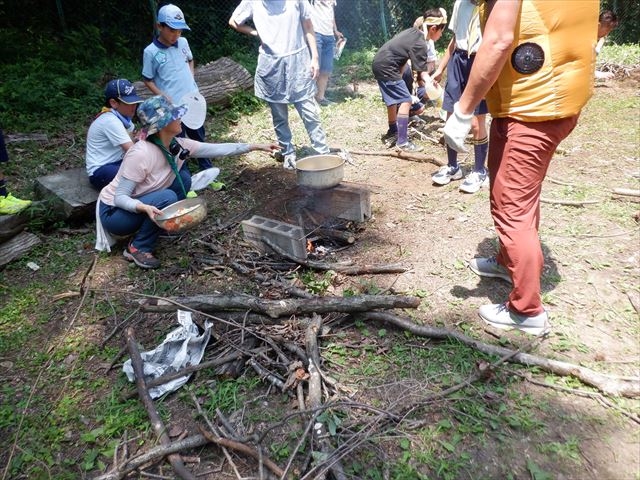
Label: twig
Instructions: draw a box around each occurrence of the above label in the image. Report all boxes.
[540,197,599,206]
[261,236,408,275]
[612,188,640,197]
[349,149,445,167]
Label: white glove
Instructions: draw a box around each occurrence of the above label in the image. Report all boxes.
[443,102,473,153]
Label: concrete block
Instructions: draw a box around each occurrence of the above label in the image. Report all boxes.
[34,168,98,222]
[241,215,307,260]
[310,184,371,222]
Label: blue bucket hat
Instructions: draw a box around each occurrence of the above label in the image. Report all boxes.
[137,96,188,136]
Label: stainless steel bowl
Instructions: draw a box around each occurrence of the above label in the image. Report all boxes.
[295,155,345,189]
[155,197,207,232]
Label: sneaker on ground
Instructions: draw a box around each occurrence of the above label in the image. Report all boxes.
[317,98,334,107]
[209,181,226,191]
[283,154,297,170]
[396,141,423,153]
[186,190,198,198]
[123,244,161,269]
[478,303,550,336]
[381,131,398,148]
[468,257,512,283]
[459,169,489,193]
[0,193,32,215]
[432,165,463,185]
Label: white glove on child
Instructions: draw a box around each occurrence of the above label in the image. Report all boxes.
[443,102,473,153]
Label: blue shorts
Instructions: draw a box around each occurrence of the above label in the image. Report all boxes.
[316,33,336,74]
[377,79,412,107]
[442,49,488,115]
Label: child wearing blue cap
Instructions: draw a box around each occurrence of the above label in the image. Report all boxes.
[85,79,144,190]
[96,96,278,269]
[142,4,213,174]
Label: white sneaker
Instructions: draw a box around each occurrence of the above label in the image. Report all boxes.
[283,154,297,170]
[479,303,551,336]
[432,165,463,185]
[468,257,512,284]
[459,169,489,193]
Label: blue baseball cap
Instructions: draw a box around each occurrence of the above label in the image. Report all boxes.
[137,96,188,136]
[104,79,143,104]
[158,4,190,30]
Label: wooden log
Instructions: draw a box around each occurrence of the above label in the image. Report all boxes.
[0,214,28,243]
[612,188,640,197]
[133,57,253,106]
[140,293,421,318]
[0,231,41,267]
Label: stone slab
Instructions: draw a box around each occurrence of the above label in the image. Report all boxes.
[34,168,98,222]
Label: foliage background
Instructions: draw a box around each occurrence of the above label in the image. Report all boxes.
[0,0,637,132]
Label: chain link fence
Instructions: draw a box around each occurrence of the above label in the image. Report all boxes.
[1,1,637,67]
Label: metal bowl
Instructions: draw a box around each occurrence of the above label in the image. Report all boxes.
[155,197,207,232]
[296,155,345,189]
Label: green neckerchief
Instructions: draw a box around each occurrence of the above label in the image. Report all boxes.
[149,135,187,198]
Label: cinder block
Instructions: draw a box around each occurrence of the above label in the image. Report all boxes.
[310,184,371,222]
[241,215,307,260]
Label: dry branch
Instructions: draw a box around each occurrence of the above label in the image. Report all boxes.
[261,236,408,275]
[360,312,640,398]
[125,328,195,480]
[140,293,420,318]
[540,197,599,206]
[612,188,640,197]
[304,315,347,480]
[350,149,445,167]
[94,434,210,480]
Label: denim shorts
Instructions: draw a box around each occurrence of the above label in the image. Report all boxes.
[316,33,336,73]
[376,79,412,107]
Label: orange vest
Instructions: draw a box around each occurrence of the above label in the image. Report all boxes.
[483,0,598,121]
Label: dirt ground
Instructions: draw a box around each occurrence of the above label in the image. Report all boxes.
[2,75,639,479]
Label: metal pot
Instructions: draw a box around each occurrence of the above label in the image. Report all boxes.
[155,197,207,232]
[295,155,345,189]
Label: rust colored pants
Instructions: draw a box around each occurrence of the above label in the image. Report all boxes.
[488,115,579,315]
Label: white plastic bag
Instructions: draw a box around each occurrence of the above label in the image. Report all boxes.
[123,310,212,398]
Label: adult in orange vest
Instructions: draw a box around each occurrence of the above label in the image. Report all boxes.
[444,0,598,335]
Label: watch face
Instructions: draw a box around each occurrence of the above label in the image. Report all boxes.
[511,42,545,74]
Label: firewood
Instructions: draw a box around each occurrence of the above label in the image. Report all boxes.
[139,293,421,318]
[125,328,196,480]
[350,149,445,167]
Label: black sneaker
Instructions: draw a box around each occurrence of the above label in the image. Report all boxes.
[396,141,423,153]
[381,131,397,148]
[123,244,161,269]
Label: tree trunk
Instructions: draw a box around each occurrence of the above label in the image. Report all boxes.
[133,57,253,106]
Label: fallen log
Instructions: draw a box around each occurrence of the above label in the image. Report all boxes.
[360,312,640,398]
[0,231,41,267]
[126,328,196,480]
[349,149,445,167]
[0,214,28,243]
[140,293,421,318]
[133,57,253,106]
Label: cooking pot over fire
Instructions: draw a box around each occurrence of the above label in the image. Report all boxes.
[295,155,345,189]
